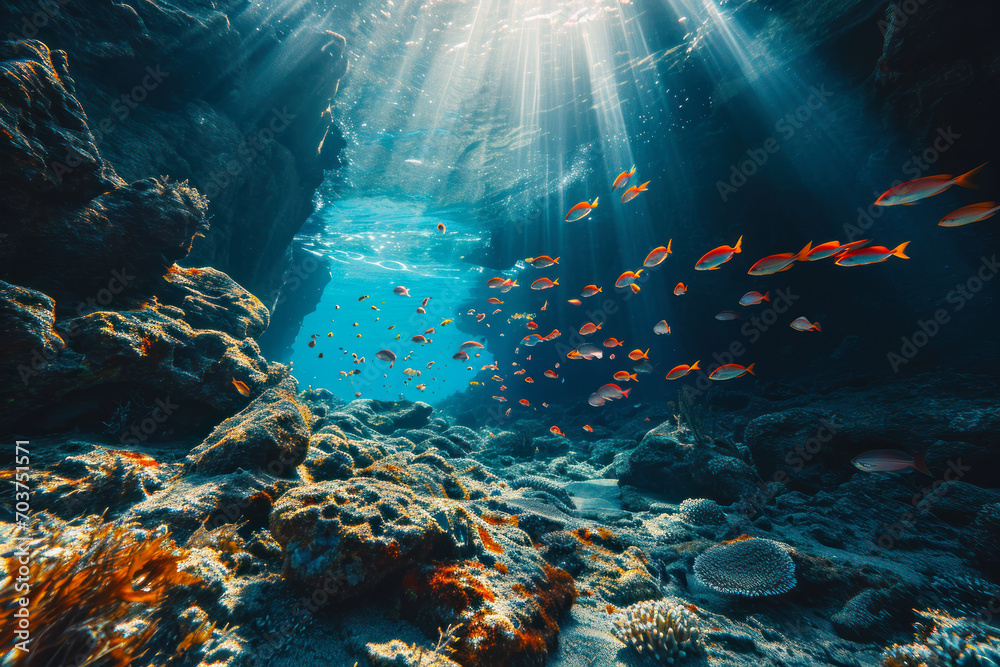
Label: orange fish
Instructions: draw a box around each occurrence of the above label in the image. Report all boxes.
[834,242,910,266]
[411,335,429,343]
[500,385,507,391]
[580,285,602,297]
[875,163,987,206]
[476,313,486,322]
[499,279,520,293]
[437,222,446,233]
[612,165,635,191]
[487,297,504,304]
[673,282,688,296]
[567,299,582,306]
[739,291,770,306]
[790,316,821,332]
[643,240,672,267]
[541,301,548,311]
[525,377,534,383]
[526,255,560,268]
[583,425,593,432]
[615,269,643,288]
[544,370,558,378]
[709,363,755,380]
[804,240,868,261]
[621,181,650,203]
[603,338,624,347]
[308,340,316,348]
[565,197,599,221]
[514,369,526,375]
[579,322,602,336]
[424,327,436,334]
[355,392,362,397]
[493,396,507,402]
[232,378,251,396]
[613,371,637,382]
[526,321,538,329]
[747,242,812,276]
[629,283,641,294]
[453,351,470,361]
[531,277,559,290]
[628,348,649,361]
[416,307,426,314]
[939,202,1000,227]
[665,360,701,380]
[695,235,743,270]
[519,399,530,406]
[550,425,566,437]
[441,318,454,326]
[487,277,505,288]
[543,329,561,340]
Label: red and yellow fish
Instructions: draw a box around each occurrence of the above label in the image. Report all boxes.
[621,181,650,203]
[643,240,672,267]
[834,242,909,266]
[665,360,700,380]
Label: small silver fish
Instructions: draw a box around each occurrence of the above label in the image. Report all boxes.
[851,449,930,475]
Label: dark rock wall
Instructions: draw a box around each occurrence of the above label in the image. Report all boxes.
[1,0,348,301]
[0,0,347,433]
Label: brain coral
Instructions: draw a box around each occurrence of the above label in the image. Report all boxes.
[693,537,796,597]
[611,598,705,664]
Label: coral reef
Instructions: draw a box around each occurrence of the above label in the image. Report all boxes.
[610,598,705,664]
[882,610,1000,666]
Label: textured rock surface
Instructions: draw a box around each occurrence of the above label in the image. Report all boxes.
[0,0,349,301]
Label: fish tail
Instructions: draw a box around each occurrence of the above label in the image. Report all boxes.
[812,323,821,332]
[955,162,988,189]
[629,165,636,175]
[622,388,631,398]
[795,241,813,261]
[643,348,650,359]
[913,450,931,476]
[666,239,672,254]
[762,291,770,302]
[630,373,637,382]
[745,362,756,375]
[734,235,743,253]
[592,197,599,206]
[639,180,650,191]
[554,257,560,264]
[553,279,559,286]
[892,241,911,259]
[691,360,700,370]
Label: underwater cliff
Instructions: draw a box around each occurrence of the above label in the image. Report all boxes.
[1,0,999,666]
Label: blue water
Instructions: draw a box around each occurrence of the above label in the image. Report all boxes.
[289,197,498,402]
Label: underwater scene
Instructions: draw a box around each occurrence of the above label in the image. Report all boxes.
[1,0,999,665]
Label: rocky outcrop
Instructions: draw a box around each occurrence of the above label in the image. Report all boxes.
[0,0,348,301]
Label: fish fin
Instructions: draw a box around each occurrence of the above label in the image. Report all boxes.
[629,165,636,175]
[554,257,560,264]
[761,291,770,302]
[630,283,640,294]
[644,348,650,359]
[954,162,988,189]
[630,373,637,382]
[777,263,796,272]
[553,279,559,286]
[666,239,672,254]
[745,362,755,375]
[691,360,701,370]
[592,197,599,206]
[812,323,821,332]
[638,180,650,191]
[913,450,932,476]
[734,235,743,253]
[622,388,631,398]
[795,241,813,261]
[892,241,910,259]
